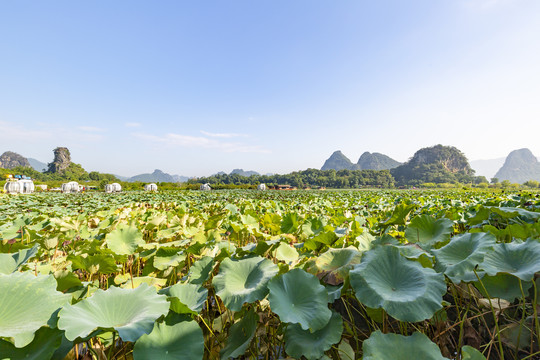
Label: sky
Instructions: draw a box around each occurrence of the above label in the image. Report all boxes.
[1,0,539,177]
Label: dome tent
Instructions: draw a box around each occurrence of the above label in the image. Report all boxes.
[257,183,267,191]
[200,183,211,191]
[144,183,158,191]
[61,181,80,193]
[105,183,122,193]
[3,179,34,194]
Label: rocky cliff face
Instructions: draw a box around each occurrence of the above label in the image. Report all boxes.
[321,151,356,171]
[494,148,540,183]
[47,147,71,173]
[0,151,31,169]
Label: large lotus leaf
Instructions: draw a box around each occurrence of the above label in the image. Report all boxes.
[220,308,258,359]
[284,311,343,360]
[306,247,362,285]
[381,203,416,226]
[133,319,204,360]
[350,246,446,322]
[58,284,170,342]
[0,326,63,360]
[474,273,533,302]
[68,254,118,275]
[461,345,487,359]
[432,233,495,283]
[405,215,453,247]
[187,256,214,285]
[105,224,145,255]
[268,268,331,331]
[273,242,299,264]
[490,206,540,221]
[363,331,449,360]
[168,282,208,314]
[480,239,540,281]
[212,256,278,311]
[0,272,70,348]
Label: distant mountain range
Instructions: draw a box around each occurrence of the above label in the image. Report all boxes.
[321,151,401,171]
[118,168,263,183]
[28,158,48,172]
[470,158,506,180]
[494,148,540,183]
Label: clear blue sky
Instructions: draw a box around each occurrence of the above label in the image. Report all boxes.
[1,1,539,176]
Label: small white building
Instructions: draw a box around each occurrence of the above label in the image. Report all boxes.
[35,184,47,191]
[105,183,122,193]
[200,183,211,191]
[257,183,267,191]
[3,179,35,194]
[144,183,158,191]
[61,181,80,193]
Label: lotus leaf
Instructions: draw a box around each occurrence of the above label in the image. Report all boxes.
[273,242,299,263]
[405,215,453,247]
[212,256,278,311]
[0,326,63,360]
[168,282,208,314]
[306,247,361,285]
[105,224,145,255]
[362,331,449,360]
[480,239,540,281]
[133,319,204,360]
[58,284,170,342]
[474,273,533,302]
[461,345,487,359]
[153,247,186,271]
[0,272,70,348]
[284,311,343,360]
[220,308,258,359]
[187,256,214,284]
[268,268,331,331]
[432,232,495,283]
[120,276,168,289]
[350,246,446,322]
[0,244,38,274]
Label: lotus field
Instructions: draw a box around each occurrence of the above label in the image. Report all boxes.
[1,189,540,359]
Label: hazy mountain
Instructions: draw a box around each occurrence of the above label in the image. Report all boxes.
[357,152,401,170]
[391,144,475,186]
[127,169,186,183]
[321,151,357,171]
[470,158,506,180]
[494,148,540,183]
[28,158,48,172]
[230,169,260,177]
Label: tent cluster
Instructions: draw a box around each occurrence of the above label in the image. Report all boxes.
[144,183,158,191]
[257,183,267,191]
[200,183,211,191]
[105,183,122,193]
[61,181,81,194]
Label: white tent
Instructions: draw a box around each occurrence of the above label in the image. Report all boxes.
[61,181,80,193]
[144,183,158,191]
[3,180,35,194]
[105,183,122,193]
[200,183,211,191]
[257,183,267,191]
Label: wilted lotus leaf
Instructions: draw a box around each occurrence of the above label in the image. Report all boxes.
[350,246,446,322]
[58,284,169,342]
[168,282,208,314]
[212,256,278,311]
[268,268,331,331]
[284,311,343,360]
[105,224,145,255]
[220,308,258,359]
[480,239,540,281]
[432,232,495,283]
[0,272,70,347]
[133,319,204,360]
[306,247,362,285]
[405,215,454,248]
[362,331,449,360]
